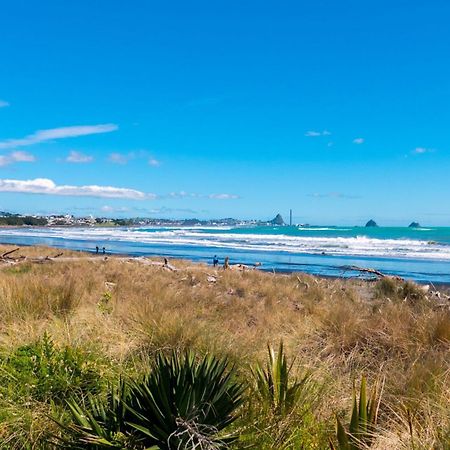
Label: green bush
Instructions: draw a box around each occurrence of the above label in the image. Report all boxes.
[97,291,113,314]
[58,351,244,449]
[0,333,102,404]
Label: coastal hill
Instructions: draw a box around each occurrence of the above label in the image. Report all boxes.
[409,221,421,228]
[365,219,378,227]
[269,213,285,226]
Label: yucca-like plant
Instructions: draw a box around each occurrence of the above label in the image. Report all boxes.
[57,351,244,449]
[55,378,141,449]
[125,351,244,449]
[331,376,383,450]
[252,342,313,416]
[241,342,324,449]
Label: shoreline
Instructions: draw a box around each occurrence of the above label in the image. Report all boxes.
[0,225,449,284]
[1,240,449,291]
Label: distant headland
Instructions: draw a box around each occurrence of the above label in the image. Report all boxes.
[0,211,429,228]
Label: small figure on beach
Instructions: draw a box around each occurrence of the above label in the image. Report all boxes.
[223,256,230,270]
[213,255,219,267]
[102,247,106,255]
[96,246,99,254]
[164,257,168,266]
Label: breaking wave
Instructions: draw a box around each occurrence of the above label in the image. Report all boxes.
[0,226,449,261]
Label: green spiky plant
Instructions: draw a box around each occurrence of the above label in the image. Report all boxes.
[252,342,313,416]
[331,376,383,450]
[55,378,137,449]
[57,351,244,449]
[241,342,324,449]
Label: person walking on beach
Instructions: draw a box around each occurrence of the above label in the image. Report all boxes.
[102,247,106,255]
[213,255,219,267]
[223,256,230,270]
[96,246,99,254]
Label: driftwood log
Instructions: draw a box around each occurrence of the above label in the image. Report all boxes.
[1,248,20,259]
[343,265,404,281]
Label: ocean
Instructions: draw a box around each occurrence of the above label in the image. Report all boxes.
[0,225,449,283]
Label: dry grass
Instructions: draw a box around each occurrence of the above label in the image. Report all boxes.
[0,244,448,448]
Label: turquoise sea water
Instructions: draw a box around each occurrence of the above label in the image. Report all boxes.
[0,225,449,283]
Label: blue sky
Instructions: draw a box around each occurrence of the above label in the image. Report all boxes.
[1,0,449,225]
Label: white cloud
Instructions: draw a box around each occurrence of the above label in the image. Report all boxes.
[148,158,160,167]
[100,205,130,213]
[108,151,160,166]
[309,192,360,199]
[0,124,118,149]
[0,177,239,202]
[166,191,239,200]
[353,138,364,144]
[0,151,36,166]
[0,100,9,108]
[10,151,35,162]
[146,206,201,215]
[305,130,331,137]
[167,191,199,199]
[208,193,240,200]
[108,152,134,164]
[412,147,434,154]
[66,151,94,163]
[0,178,153,200]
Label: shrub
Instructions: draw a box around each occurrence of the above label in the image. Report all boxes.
[98,291,113,314]
[0,333,102,403]
[58,351,244,449]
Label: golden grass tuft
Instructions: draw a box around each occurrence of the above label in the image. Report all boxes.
[0,245,447,448]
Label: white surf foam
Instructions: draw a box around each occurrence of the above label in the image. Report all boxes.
[0,227,449,261]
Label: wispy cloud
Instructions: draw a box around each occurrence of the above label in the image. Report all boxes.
[0,177,239,202]
[0,124,118,150]
[100,205,130,213]
[148,157,160,167]
[0,178,152,200]
[147,207,203,215]
[208,193,240,200]
[412,147,435,154]
[105,205,205,215]
[309,192,361,200]
[108,152,135,164]
[167,191,201,199]
[108,151,161,166]
[0,151,36,166]
[0,100,9,108]
[305,130,331,137]
[166,191,239,200]
[353,138,364,144]
[66,151,94,163]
